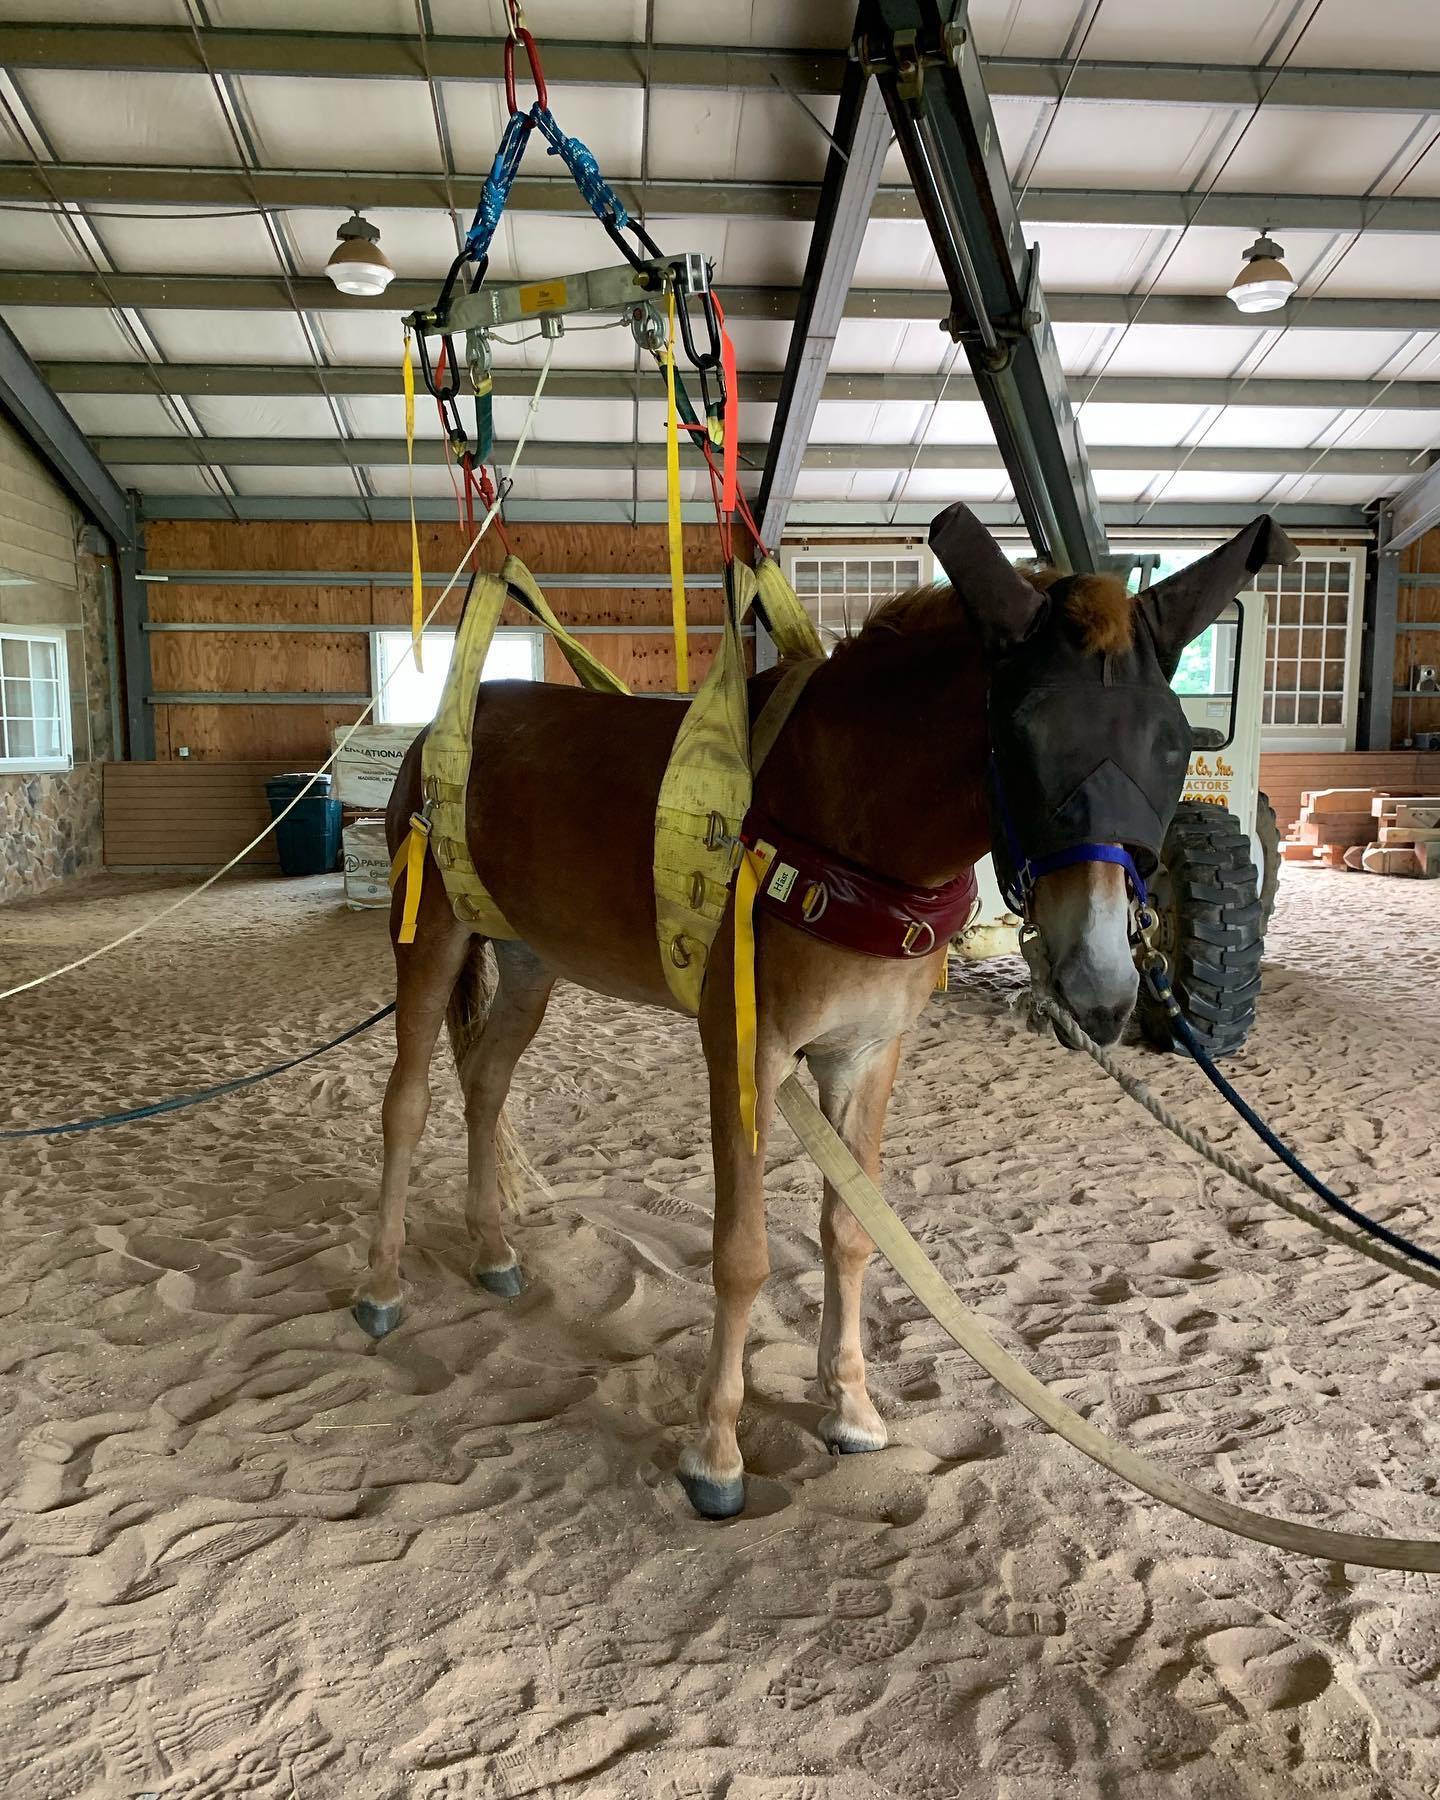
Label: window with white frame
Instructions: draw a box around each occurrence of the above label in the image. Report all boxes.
[372,628,542,724]
[1252,550,1364,744]
[785,548,931,649]
[1,628,71,771]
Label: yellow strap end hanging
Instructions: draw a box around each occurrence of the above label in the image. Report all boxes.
[732,840,772,1154]
[664,288,689,694]
[388,813,431,945]
[402,328,424,674]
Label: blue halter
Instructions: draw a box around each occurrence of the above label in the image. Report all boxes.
[989,757,1148,916]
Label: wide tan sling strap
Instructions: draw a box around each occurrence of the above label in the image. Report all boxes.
[653,557,824,1013]
[777,1070,1440,1572]
[401,555,630,941]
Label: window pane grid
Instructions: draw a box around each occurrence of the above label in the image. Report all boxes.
[0,629,70,768]
[1256,557,1353,731]
[373,629,539,725]
[790,553,925,642]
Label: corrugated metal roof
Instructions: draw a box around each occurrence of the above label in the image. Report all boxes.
[1,0,1437,521]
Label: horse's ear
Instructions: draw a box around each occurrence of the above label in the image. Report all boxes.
[928,502,1046,652]
[1137,516,1298,677]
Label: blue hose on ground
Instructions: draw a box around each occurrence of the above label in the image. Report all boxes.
[1149,967,1440,1277]
[1,1003,396,1140]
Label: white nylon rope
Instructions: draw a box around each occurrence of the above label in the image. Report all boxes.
[0,338,557,1004]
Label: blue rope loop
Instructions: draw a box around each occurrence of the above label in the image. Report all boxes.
[530,107,630,232]
[1,1003,396,1140]
[464,109,534,263]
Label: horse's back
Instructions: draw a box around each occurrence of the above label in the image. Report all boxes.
[459,679,687,1006]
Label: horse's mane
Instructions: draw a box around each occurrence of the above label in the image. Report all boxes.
[835,565,1135,658]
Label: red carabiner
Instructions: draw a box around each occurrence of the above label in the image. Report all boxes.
[503,27,548,116]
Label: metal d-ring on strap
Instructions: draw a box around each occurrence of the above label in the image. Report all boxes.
[776,1068,1440,1570]
[0,1004,396,1140]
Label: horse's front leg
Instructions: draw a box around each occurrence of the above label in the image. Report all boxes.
[679,1000,786,1520]
[807,1035,902,1454]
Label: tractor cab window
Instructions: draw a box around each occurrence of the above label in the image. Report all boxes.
[1172,615,1239,700]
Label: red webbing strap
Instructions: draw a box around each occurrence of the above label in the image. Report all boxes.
[715,295,739,521]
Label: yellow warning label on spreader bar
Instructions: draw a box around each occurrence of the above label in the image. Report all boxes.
[518,279,569,315]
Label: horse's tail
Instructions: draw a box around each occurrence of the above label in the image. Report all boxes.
[445,938,546,1212]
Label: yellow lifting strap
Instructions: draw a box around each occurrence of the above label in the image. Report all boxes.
[422,555,630,937]
[652,555,823,1015]
[663,289,689,694]
[732,839,775,1152]
[401,329,425,673]
[388,811,431,944]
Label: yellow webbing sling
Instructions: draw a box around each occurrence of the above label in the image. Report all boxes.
[651,554,824,1144]
[390,555,631,941]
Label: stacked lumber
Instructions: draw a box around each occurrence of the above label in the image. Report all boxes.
[1363,796,1440,879]
[1280,786,1440,876]
[1282,788,1383,871]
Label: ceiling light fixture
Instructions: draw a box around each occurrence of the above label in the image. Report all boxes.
[1226,231,1297,314]
[325,212,395,297]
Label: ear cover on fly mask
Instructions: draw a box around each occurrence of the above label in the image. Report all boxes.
[928,501,1048,652]
[1137,515,1299,677]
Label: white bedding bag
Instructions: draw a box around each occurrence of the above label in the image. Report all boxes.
[331,723,420,809]
[342,817,391,910]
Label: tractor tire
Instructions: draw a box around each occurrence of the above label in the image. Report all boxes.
[1138,801,1263,1058]
[1255,789,1281,937]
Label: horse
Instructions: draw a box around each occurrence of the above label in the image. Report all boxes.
[354,501,1295,1519]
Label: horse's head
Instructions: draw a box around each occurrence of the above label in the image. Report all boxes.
[930,503,1297,1044]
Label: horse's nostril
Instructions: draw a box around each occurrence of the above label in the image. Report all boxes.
[1077,1001,1130,1045]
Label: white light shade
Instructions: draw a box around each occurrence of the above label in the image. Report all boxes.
[1226,236,1296,314]
[325,215,395,297]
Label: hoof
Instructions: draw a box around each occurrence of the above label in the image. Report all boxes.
[819,1414,888,1456]
[352,1297,402,1339]
[475,1261,523,1298]
[678,1468,746,1520]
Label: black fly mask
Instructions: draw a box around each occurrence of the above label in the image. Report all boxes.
[929,504,1298,912]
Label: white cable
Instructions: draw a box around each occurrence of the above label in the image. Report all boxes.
[1,338,557,1004]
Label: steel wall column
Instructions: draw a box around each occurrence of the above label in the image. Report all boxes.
[117,516,155,760]
[1359,504,1399,751]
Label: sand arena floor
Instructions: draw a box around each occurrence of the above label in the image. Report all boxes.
[1,865,1439,1799]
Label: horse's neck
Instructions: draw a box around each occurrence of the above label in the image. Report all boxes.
[758,628,991,887]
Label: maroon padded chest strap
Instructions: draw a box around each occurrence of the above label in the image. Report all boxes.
[739,812,978,959]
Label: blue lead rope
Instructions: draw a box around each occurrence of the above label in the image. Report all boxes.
[1147,967,1440,1278]
[0,1003,396,1140]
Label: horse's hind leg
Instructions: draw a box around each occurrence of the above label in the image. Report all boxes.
[352,871,474,1339]
[455,938,555,1296]
[807,1036,902,1454]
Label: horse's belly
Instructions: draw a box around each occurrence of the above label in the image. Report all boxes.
[465,683,688,1010]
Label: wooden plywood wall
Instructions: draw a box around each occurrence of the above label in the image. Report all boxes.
[142,520,747,761]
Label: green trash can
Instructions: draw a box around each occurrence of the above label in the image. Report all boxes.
[265,772,344,877]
